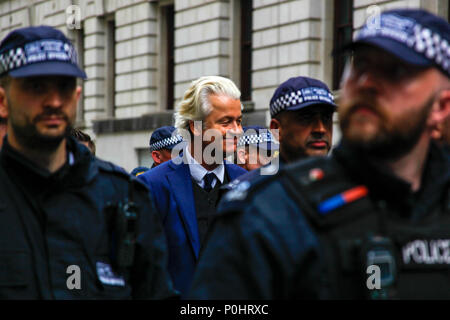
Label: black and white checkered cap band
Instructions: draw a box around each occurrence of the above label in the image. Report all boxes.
[357,13,450,75]
[149,134,183,151]
[0,39,78,75]
[238,131,275,147]
[270,86,334,117]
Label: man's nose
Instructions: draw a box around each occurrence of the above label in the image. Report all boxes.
[43,88,64,108]
[352,68,381,95]
[311,116,326,134]
[229,121,243,135]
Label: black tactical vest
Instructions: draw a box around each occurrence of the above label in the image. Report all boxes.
[280,157,450,299]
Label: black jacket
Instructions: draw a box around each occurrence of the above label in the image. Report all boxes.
[0,137,177,299]
[189,142,450,299]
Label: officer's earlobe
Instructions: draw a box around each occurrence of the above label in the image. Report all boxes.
[431,121,443,141]
[0,87,9,119]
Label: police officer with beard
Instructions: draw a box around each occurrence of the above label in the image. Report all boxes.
[224,76,336,190]
[0,26,176,299]
[188,9,450,299]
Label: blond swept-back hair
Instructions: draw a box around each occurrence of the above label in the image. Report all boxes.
[174,76,241,131]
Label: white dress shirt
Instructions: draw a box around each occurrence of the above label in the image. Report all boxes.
[185,147,225,189]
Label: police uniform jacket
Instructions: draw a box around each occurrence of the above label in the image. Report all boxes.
[188,141,450,299]
[138,156,246,295]
[0,137,177,299]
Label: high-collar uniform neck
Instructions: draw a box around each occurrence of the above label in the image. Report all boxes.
[332,140,450,221]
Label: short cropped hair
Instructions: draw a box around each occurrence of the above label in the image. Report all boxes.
[70,127,96,155]
[174,76,241,132]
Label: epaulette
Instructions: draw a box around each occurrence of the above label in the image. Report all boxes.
[96,159,129,175]
[95,159,150,193]
[280,156,372,229]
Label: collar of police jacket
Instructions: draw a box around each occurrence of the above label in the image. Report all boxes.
[332,140,450,221]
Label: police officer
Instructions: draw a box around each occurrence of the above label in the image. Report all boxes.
[130,166,150,177]
[224,76,336,190]
[269,77,336,163]
[235,125,278,171]
[189,9,450,299]
[149,125,184,168]
[0,26,176,299]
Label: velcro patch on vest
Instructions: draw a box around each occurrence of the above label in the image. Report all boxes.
[318,185,369,215]
[96,262,125,286]
[401,239,450,269]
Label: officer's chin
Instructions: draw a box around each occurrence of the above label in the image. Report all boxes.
[306,147,329,157]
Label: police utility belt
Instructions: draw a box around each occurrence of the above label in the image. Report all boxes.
[280,158,450,299]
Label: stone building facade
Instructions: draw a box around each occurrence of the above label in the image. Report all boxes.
[0,0,448,171]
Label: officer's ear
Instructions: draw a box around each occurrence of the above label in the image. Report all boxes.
[431,121,443,141]
[237,148,246,165]
[429,88,450,130]
[151,150,161,164]
[75,85,82,103]
[0,83,9,119]
[270,118,282,144]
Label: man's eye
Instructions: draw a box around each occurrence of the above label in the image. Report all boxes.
[58,80,76,94]
[322,114,333,123]
[353,57,369,73]
[22,81,45,92]
[390,65,409,80]
[297,113,314,122]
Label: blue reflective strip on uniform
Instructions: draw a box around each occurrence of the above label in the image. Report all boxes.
[318,194,345,214]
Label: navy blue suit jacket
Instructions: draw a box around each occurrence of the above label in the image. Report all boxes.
[138,157,246,295]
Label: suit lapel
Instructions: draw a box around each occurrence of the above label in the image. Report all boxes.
[166,160,201,258]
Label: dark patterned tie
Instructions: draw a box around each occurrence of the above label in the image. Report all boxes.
[203,172,216,192]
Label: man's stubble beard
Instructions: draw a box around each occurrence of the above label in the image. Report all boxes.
[339,92,435,161]
[8,97,73,153]
[280,141,308,163]
[12,121,72,152]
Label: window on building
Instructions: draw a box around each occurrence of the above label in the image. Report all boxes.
[165,5,175,110]
[333,0,353,90]
[137,148,153,168]
[240,0,253,102]
[159,3,175,110]
[105,17,116,117]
